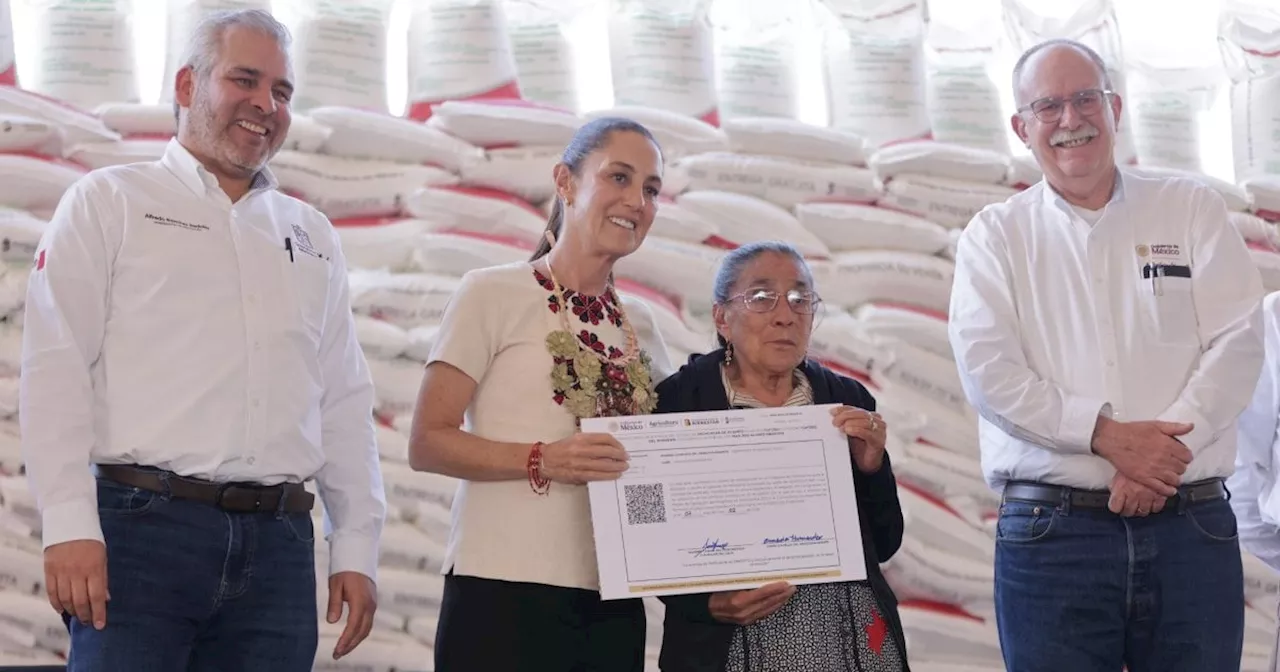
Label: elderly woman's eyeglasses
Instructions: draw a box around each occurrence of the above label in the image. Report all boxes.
[1018,88,1113,124]
[726,289,823,315]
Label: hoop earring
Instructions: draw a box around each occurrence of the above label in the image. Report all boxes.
[724,342,734,364]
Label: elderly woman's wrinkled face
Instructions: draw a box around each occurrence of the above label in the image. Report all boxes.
[714,252,819,375]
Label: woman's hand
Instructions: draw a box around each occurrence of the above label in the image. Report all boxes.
[707,582,796,625]
[539,432,630,484]
[831,406,888,474]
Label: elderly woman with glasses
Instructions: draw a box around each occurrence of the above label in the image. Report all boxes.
[653,241,909,672]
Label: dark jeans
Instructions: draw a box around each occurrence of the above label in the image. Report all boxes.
[434,573,645,672]
[64,477,318,671]
[995,494,1244,672]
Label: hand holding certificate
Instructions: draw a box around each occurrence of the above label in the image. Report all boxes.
[583,403,866,600]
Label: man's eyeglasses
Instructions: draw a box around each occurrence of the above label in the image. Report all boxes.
[725,289,823,315]
[1018,88,1114,124]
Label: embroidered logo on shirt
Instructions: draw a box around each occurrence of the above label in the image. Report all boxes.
[1150,243,1181,257]
[145,213,209,232]
[1135,244,1149,257]
[290,223,323,259]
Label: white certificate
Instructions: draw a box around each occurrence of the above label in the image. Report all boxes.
[583,403,867,600]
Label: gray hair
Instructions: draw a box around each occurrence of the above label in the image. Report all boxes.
[712,241,812,348]
[1011,38,1113,107]
[173,9,292,122]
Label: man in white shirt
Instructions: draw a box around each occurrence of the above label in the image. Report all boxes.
[20,9,385,670]
[949,38,1264,671]
[1231,291,1280,671]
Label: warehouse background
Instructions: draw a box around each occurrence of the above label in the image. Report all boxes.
[0,0,1276,671]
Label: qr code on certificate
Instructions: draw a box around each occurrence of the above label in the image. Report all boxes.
[624,483,667,525]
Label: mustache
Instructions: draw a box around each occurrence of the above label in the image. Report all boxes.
[1049,125,1099,146]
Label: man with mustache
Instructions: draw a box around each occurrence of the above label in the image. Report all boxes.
[20,9,385,670]
[948,38,1264,671]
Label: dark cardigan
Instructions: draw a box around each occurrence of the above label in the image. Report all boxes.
[652,349,910,672]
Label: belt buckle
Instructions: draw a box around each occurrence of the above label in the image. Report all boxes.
[213,483,235,510]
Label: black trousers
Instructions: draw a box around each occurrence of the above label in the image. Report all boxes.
[434,573,646,672]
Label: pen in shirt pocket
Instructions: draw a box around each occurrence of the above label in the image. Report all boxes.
[284,236,294,263]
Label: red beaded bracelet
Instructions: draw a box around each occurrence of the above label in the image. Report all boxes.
[528,442,551,495]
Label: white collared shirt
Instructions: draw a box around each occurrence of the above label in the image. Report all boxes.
[948,169,1265,491]
[1230,291,1280,571]
[20,139,386,580]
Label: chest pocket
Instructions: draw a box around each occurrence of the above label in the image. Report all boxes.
[1139,261,1198,344]
[277,250,331,346]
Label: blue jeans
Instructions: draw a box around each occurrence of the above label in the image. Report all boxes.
[995,493,1244,672]
[64,476,319,671]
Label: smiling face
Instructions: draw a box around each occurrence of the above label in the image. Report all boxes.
[714,251,817,376]
[554,130,663,260]
[1011,44,1122,199]
[175,24,293,188]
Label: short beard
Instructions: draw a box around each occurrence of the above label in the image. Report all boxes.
[187,84,270,178]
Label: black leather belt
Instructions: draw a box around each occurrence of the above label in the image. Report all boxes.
[96,464,314,514]
[1003,478,1227,511]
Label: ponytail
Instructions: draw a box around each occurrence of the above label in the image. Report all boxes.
[530,198,562,261]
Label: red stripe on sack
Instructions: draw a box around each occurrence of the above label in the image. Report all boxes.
[435,185,544,218]
[815,359,876,388]
[1255,208,1280,223]
[614,278,683,314]
[0,84,96,118]
[0,66,14,87]
[122,132,176,141]
[898,480,965,518]
[406,81,525,122]
[3,150,91,172]
[702,235,739,251]
[332,216,407,228]
[869,301,948,322]
[438,227,534,251]
[899,599,985,622]
[697,108,721,129]
[1247,240,1280,254]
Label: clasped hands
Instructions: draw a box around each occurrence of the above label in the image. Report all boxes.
[1092,417,1194,517]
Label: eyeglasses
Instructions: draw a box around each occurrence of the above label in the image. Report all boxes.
[725,289,823,315]
[1018,88,1114,124]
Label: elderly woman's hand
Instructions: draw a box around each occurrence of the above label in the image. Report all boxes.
[707,581,796,625]
[831,406,887,474]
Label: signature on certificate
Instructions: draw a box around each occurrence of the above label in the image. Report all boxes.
[762,533,826,545]
[692,538,730,557]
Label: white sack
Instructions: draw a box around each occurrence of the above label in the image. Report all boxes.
[898,602,1003,666]
[678,152,880,210]
[818,251,954,313]
[870,339,967,416]
[348,270,461,330]
[1247,175,1280,222]
[310,106,484,171]
[379,520,448,573]
[0,115,56,153]
[878,174,1019,228]
[427,99,581,148]
[853,302,952,359]
[1127,62,1222,172]
[1231,212,1280,251]
[404,324,442,362]
[608,0,718,123]
[0,87,120,155]
[24,0,139,108]
[381,461,459,512]
[613,236,725,312]
[584,105,727,159]
[795,202,949,255]
[270,151,458,219]
[1219,4,1280,182]
[355,315,410,360]
[0,155,86,213]
[0,542,43,596]
[675,191,830,258]
[651,198,718,244]
[868,141,1011,185]
[405,0,521,121]
[923,22,1008,153]
[882,535,994,608]
[313,634,433,672]
[93,102,175,136]
[376,422,410,464]
[460,145,561,202]
[504,0,585,112]
[404,185,547,246]
[710,0,801,120]
[0,590,69,655]
[377,567,447,619]
[1126,165,1252,212]
[284,0,393,113]
[0,207,44,267]
[820,0,929,147]
[335,218,439,272]
[722,117,867,166]
[66,139,169,170]
[410,231,530,277]
[369,357,428,419]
